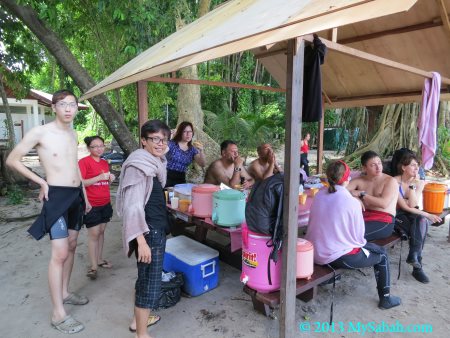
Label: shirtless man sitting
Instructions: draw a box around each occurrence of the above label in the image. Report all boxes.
[6,89,91,334]
[346,151,398,241]
[248,143,283,181]
[204,140,253,189]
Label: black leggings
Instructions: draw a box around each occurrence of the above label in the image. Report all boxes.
[395,212,428,257]
[330,243,391,296]
[364,221,394,241]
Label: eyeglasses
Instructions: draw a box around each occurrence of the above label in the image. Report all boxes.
[145,136,168,145]
[183,131,193,134]
[56,101,78,109]
[89,145,105,149]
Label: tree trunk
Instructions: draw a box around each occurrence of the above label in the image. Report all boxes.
[175,0,219,182]
[1,0,138,155]
[0,74,16,149]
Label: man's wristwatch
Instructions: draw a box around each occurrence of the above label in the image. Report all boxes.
[408,184,416,190]
[234,167,242,172]
[358,191,367,200]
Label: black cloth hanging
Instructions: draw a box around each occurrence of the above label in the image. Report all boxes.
[302,35,327,122]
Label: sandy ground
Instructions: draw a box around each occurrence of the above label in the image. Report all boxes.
[1,149,450,338]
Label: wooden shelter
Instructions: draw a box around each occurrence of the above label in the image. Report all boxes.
[81,1,450,337]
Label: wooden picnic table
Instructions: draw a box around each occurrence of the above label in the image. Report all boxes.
[166,188,318,269]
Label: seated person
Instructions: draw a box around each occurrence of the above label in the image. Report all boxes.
[347,151,398,241]
[204,140,254,188]
[305,160,401,310]
[247,143,283,181]
[166,121,206,187]
[393,150,441,284]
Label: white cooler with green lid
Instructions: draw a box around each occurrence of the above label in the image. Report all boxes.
[163,236,219,296]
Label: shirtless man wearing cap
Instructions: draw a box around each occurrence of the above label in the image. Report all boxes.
[7,89,91,334]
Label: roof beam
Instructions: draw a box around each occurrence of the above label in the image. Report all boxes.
[437,0,450,40]
[324,90,450,108]
[338,19,442,44]
[303,35,450,85]
[145,76,285,93]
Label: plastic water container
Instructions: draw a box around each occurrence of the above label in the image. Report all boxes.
[212,189,246,227]
[423,183,447,214]
[163,236,219,296]
[191,184,220,217]
[296,238,314,279]
[240,224,281,293]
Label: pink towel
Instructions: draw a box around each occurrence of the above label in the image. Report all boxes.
[419,72,441,170]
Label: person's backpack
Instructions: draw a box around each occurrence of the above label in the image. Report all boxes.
[245,173,284,284]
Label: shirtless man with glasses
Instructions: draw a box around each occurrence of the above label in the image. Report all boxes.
[7,89,91,334]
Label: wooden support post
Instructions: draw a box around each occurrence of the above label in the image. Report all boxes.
[280,37,304,338]
[317,105,325,174]
[137,81,149,132]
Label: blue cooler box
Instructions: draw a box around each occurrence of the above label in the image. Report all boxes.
[163,236,219,296]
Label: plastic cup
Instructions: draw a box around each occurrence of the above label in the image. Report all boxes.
[171,197,179,209]
[299,193,307,205]
[179,199,190,212]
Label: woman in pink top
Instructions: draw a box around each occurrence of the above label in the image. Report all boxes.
[305,160,401,310]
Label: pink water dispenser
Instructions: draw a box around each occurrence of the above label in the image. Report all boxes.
[240,223,282,292]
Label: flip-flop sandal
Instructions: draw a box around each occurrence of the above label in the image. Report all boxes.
[98,260,113,268]
[63,293,89,305]
[51,315,84,334]
[86,269,97,280]
[129,314,161,332]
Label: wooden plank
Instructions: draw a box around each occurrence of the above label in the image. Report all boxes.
[146,76,285,93]
[280,37,304,338]
[338,19,443,44]
[437,0,450,40]
[137,81,148,131]
[324,91,450,108]
[303,35,450,85]
[316,104,325,174]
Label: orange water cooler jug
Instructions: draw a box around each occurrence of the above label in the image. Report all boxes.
[422,183,447,214]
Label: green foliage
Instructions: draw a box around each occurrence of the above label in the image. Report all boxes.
[6,185,24,205]
[438,126,450,162]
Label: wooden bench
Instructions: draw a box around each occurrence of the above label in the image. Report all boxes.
[243,233,402,316]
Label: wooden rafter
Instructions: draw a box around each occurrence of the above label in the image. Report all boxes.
[303,35,450,85]
[145,76,285,93]
[338,18,443,44]
[437,0,450,39]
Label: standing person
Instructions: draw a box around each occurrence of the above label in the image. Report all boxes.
[305,160,401,309]
[393,151,441,283]
[204,140,254,189]
[165,121,206,187]
[78,136,115,280]
[116,120,171,338]
[300,133,311,176]
[247,143,283,181]
[6,89,91,334]
[347,151,398,241]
